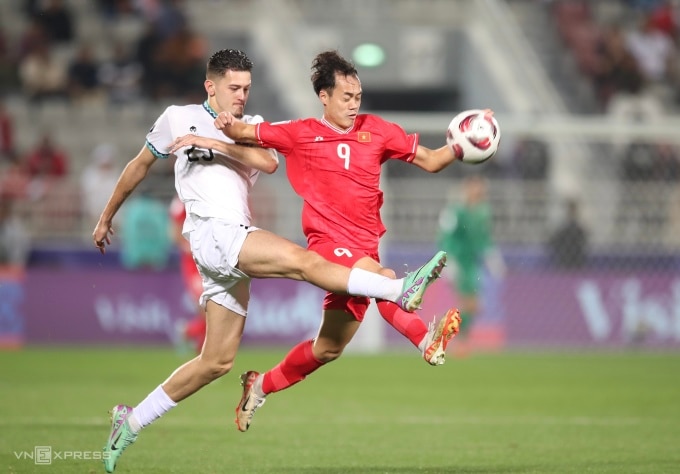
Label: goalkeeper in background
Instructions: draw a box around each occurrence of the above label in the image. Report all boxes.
[437,175,505,356]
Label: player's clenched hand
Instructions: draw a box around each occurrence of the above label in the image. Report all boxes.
[92,221,114,255]
[214,111,236,131]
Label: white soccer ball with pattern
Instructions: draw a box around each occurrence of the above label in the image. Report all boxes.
[446,109,501,164]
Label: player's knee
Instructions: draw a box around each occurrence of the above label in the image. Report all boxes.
[297,248,327,277]
[313,345,344,363]
[201,357,234,380]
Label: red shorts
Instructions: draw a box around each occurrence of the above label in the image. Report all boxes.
[309,242,379,322]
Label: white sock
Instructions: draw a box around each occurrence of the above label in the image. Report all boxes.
[130,385,177,432]
[347,268,402,302]
[418,336,428,353]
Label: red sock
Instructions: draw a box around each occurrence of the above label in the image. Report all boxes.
[262,340,324,394]
[376,300,428,348]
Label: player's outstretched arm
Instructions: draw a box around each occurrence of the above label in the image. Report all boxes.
[214,111,258,144]
[170,135,278,174]
[411,108,498,172]
[92,146,157,254]
[410,144,459,173]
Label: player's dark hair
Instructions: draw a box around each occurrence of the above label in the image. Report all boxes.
[311,50,358,96]
[207,49,253,78]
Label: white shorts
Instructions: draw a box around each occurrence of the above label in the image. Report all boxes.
[186,214,259,317]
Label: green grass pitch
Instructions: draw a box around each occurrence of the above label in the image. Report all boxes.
[1,348,679,473]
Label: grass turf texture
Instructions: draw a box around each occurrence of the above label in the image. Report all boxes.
[1,348,679,473]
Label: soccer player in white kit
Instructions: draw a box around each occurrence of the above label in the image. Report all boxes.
[92,49,446,472]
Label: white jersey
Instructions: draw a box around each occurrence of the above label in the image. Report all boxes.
[145,101,277,230]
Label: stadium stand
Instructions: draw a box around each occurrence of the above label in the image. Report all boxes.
[0,0,678,256]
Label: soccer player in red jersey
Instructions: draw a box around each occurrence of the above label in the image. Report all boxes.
[171,50,467,432]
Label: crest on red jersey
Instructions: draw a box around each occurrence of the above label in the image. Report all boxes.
[358,131,371,142]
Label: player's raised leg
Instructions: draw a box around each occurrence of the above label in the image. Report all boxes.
[236,229,445,312]
[399,250,447,311]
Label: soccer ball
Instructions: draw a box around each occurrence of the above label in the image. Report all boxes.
[446,109,501,164]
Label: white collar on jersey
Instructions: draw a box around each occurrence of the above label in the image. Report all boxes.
[320,116,354,134]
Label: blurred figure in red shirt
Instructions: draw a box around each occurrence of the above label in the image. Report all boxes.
[169,195,205,354]
[24,132,68,178]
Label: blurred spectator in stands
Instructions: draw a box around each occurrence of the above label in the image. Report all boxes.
[591,21,668,153]
[621,140,680,181]
[0,160,30,200]
[32,0,74,44]
[152,21,184,97]
[135,22,163,99]
[80,143,121,229]
[149,0,188,40]
[0,27,18,93]
[154,23,207,101]
[0,196,30,268]
[98,42,143,105]
[646,0,678,40]
[68,44,104,104]
[97,0,137,22]
[23,0,41,18]
[625,11,676,99]
[178,24,208,103]
[18,42,68,104]
[627,0,669,15]
[23,132,69,178]
[593,23,648,112]
[119,188,171,271]
[547,198,588,269]
[656,142,680,181]
[132,1,198,101]
[16,19,50,62]
[511,137,551,180]
[0,100,16,164]
[622,141,659,180]
[16,19,49,62]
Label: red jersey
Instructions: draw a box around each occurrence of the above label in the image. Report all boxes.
[256,115,418,251]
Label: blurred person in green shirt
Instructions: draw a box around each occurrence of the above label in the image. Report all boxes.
[436,175,505,355]
[119,191,171,271]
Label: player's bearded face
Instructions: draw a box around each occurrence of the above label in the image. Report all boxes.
[216,70,251,119]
